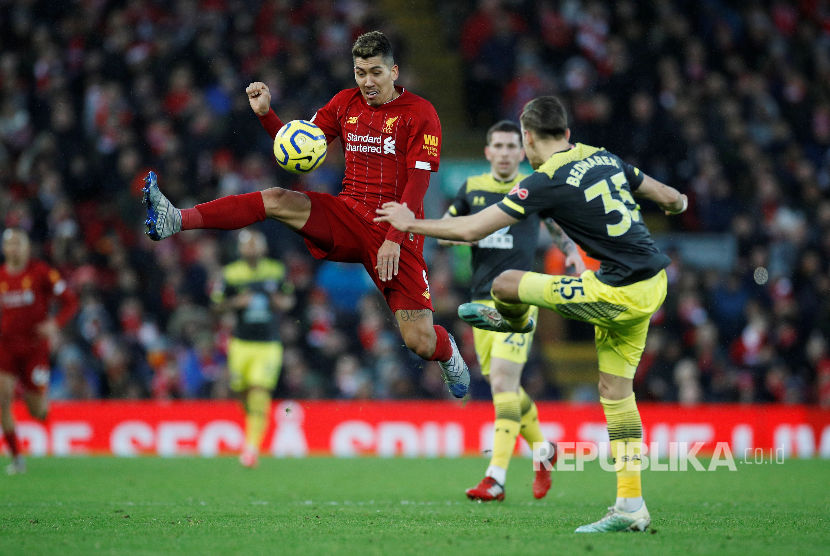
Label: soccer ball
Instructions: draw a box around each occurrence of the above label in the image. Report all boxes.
[273,120,327,174]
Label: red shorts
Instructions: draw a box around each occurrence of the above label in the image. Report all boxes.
[298,192,433,312]
[0,337,51,393]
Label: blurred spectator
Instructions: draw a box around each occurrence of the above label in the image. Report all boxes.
[50,343,99,401]
[334,354,373,399]
[0,0,827,403]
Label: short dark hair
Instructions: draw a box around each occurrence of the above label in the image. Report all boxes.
[520,96,568,139]
[352,31,394,66]
[486,120,521,145]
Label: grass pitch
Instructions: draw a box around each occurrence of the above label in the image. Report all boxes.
[1,456,827,555]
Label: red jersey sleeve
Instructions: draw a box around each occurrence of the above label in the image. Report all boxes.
[258,110,284,139]
[406,99,441,172]
[384,168,431,244]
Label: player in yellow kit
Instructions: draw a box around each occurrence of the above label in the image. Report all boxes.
[441,121,584,501]
[212,230,294,467]
[377,96,688,532]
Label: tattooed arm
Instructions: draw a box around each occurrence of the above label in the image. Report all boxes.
[544,218,586,275]
[396,309,432,322]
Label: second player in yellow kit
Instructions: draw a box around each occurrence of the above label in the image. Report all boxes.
[442,121,584,501]
[213,230,294,468]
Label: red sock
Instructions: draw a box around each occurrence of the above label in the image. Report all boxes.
[429,325,453,361]
[3,429,19,457]
[181,192,266,230]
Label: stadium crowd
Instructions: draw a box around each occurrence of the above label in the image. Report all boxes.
[0,0,828,405]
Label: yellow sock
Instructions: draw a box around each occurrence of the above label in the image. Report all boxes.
[518,387,545,447]
[601,393,643,499]
[244,388,271,452]
[491,288,531,331]
[490,391,521,473]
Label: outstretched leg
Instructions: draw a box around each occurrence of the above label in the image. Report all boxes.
[142,171,312,240]
[458,270,535,333]
[490,270,534,330]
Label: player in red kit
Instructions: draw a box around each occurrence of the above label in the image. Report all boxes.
[0,228,78,474]
[143,31,470,397]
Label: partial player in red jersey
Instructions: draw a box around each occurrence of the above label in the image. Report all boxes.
[143,31,470,397]
[0,228,78,474]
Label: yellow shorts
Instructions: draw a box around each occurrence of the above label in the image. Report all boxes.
[518,269,667,379]
[471,299,538,376]
[228,338,284,392]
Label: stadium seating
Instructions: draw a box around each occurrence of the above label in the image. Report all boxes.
[1,1,827,404]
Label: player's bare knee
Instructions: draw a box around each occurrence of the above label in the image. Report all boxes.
[597,374,632,400]
[597,380,611,399]
[491,270,524,302]
[489,375,510,394]
[261,187,312,227]
[261,187,288,216]
[490,371,520,394]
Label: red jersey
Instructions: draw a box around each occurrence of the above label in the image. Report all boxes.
[0,260,78,339]
[310,87,441,223]
[259,87,441,248]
